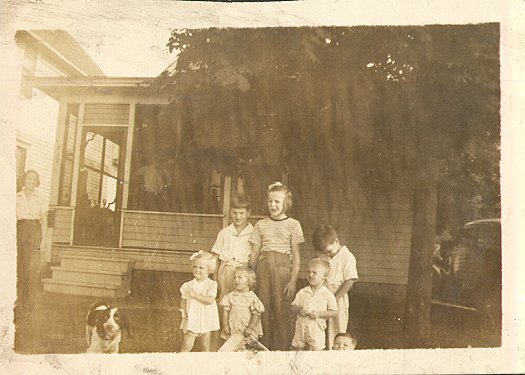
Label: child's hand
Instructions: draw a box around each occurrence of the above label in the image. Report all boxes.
[243,326,253,338]
[308,311,320,319]
[189,289,198,299]
[283,281,296,300]
[300,308,309,317]
[222,326,231,336]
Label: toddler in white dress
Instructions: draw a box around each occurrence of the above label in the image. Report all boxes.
[180,251,220,352]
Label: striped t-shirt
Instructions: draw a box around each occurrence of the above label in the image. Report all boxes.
[249,217,305,255]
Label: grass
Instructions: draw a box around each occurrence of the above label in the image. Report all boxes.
[13,273,501,354]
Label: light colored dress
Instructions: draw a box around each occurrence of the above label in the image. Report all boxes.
[220,290,265,340]
[180,278,220,334]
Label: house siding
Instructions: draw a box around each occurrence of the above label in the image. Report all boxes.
[294,184,414,285]
[121,211,223,252]
[51,207,73,244]
[16,129,55,199]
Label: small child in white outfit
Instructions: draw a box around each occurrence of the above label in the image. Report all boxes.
[220,266,264,341]
[179,251,220,352]
[291,258,337,351]
[313,225,358,350]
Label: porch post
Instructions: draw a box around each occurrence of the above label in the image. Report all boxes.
[69,103,85,245]
[49,101,67,207]
[119,103,136,248]
[122,103,135,210]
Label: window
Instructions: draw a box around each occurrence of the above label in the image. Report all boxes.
[128,105,224,214]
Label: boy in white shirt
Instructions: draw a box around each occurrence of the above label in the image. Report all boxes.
[212,193,253,301]
[313,224,359,350]
[291,258,338,351]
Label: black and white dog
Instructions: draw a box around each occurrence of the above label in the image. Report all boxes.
[86,302,131,353]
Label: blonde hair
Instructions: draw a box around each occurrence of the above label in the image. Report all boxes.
[191,251,217,274]
[308,257,330,277]
[267,182,293,213]
[233,266,257,289]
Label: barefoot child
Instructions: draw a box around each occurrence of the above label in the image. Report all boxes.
[220,266,264,341]
[249,182,305,350]
[313,225,359,349]
[179,251,220,352]
[291,258,338,351]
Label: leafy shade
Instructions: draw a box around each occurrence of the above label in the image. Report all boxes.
[154,25,500,225]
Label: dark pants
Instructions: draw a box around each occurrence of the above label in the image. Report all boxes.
[256,251,294,351]
[17,220,42,309]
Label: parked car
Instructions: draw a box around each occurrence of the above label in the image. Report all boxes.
[432,219,501,321]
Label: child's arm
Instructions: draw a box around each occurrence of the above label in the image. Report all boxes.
[210,254,220,281]
[249,243,261,271]
[308,309,338,320]
[334,279,356,300]
[283,244,301,300]
[189,288,216,305]
[243,313,259,337]
[221,309,231,336]
[179,298,187,320]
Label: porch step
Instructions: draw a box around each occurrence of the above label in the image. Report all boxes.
[42,278,130,299]
[42,249,134,299]
[49,266,129,285]
[60,255,133,273]
[54,245,193,273]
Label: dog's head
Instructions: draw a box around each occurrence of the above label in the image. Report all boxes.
[86,302,131,341]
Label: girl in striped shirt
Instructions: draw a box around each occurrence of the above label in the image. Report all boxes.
[248,182,305,350]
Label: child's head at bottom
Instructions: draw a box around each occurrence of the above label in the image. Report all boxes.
[333,332,357,350]
[233,266,256,291]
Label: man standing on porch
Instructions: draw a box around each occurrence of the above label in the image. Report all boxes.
[134,157,168,212]
[16,170,48,311]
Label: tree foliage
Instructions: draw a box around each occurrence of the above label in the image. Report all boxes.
[155,24,500,230]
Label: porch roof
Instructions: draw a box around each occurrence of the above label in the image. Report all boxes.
[31,76,160,101]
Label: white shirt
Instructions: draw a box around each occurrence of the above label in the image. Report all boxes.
[212,223,253,264]
[292,285,338,316]
[325,246,359,289]
[16,188,48,221]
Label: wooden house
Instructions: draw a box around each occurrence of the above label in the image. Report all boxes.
[31,73,415,327]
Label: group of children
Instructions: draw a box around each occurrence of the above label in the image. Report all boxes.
[179,182,358,352]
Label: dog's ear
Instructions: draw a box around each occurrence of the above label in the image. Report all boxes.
[115,309,132,337]
[86,302,108,326]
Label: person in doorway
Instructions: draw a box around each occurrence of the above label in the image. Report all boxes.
[134,158,168,211]
[16,170,48,311]
[313,224,359,350]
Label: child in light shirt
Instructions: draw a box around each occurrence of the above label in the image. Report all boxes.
[291,258,337,351]
[212,193,253,301]
[313,224,358,350]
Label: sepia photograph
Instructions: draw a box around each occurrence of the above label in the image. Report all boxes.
[0,0,523,374]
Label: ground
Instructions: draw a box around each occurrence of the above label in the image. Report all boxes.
[13,272,501,354]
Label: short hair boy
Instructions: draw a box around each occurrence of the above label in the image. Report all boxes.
[291,258,338,351]
[333,332,357,350]
[312,225,359,349]
[212,193,253,300]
